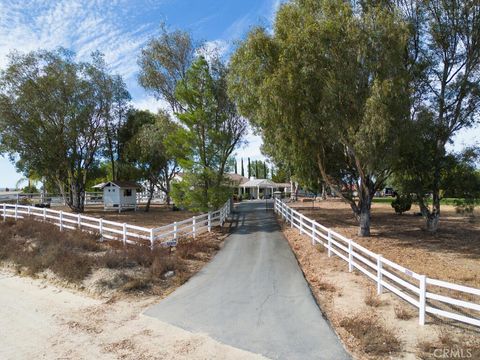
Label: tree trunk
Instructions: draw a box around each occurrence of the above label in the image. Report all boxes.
[426,213,440,233]
[358,203,371,237]
[70,183,85,213]
[145,184,154,212]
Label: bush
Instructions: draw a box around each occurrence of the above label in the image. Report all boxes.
[454,198,476,215]
[391,194,412,214]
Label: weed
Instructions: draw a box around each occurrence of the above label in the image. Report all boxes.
[364,291,382,307]
[394,305,414,320]
[340,313,402,355]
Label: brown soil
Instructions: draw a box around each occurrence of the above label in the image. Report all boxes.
[290,199,480,288]
[58,203,199,229]
[281,199,480,360]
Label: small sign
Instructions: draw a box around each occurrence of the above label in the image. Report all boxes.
[162,240,177,247]
[404,269,413,277]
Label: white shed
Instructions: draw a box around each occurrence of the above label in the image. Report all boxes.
[97,181,140,212]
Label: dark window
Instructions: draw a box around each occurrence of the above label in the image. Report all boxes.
[124,189,132,197]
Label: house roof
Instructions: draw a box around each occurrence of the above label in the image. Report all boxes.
[226,173,249,185]
[241,179,277,188]
[96,181,141,189]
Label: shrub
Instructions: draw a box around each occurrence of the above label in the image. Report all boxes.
[454,198,476,215]
[391,194,412,214]
[394,305,414,320]
[340,313,402,355]
[364,291,382,307]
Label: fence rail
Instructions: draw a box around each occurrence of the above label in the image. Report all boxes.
[1,199,232,249]
[274,198,480,328]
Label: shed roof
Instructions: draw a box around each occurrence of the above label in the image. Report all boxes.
[226,173,249,185]
[96,181,141,189]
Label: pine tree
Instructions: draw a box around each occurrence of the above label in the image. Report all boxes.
[241,158,244,177]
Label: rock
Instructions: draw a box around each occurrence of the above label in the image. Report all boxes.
[163,270,175,279]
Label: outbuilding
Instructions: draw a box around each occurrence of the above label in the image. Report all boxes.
[96,181,140,212]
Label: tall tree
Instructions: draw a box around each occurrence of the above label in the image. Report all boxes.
[241,158,245,177]
[124,110,181,211]
[169,56,247,210]
[229,0,410,236]
[0,49,130,212]
[393,0,480,232]
[138,24,196,113]
[247,158,251,178]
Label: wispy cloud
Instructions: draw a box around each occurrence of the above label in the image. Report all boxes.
[0,0,159,83]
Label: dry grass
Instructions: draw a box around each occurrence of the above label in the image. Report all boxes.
[394,305,415,320]
[314,278,337,292]
[291,199,480,289]
[417,329,480,360]
[339,313,402,356]
[0,219,101,282]
[0,219,224,295]
[364,291,382,307]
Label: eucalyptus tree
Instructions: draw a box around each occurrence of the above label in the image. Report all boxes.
[229,0,410,236]
[138,24,196,113]
[392,0,480,232]
[0,49,130,212]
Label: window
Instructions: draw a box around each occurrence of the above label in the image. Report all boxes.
[124,189,132,197]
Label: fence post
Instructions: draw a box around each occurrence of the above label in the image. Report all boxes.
[16,193,19,204]
[311,222,316,245]
[43,207,46,221]
[14,204,18,220]
[99,218,103,239]
[290,208,293,228]
[419,275,426,325]
[327,231,332,257]
[77,214,81,230]
[28,206,31,216]
[377,255,383,295]
[2,204,5,222]
[193,216,196,239]
[173,222,178,241]
[208,212,211,232]
[59,211,63,231]
[123,223,127,246]
[348,240,353,272]
[150,229,154,250]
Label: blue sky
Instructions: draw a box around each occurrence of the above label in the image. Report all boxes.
[0,0,281,187]
[0,0,478,188]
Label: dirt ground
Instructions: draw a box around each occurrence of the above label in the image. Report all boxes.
[282,198,480,359]
[0,216,267,360]
[291,199,480,288]
[0,269,265,360]
[58,204,199,229]
[281,225,480,360]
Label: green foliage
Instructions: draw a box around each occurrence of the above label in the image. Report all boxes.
[0,49,130,212]
[168,56,247,210]
[228,0,410,235]
[391,195,412,215]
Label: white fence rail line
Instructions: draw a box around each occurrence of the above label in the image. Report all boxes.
[1,199,232,249]
[274,198,480,328]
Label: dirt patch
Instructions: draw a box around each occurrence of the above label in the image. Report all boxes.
[280,221,480,360]
[0,218,228,298]
[291,199,480,288]
[57,203,199,228]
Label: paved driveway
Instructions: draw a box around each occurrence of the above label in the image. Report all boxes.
[145,200,349,360]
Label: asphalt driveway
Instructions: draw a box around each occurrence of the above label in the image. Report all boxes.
[145,200,349,360]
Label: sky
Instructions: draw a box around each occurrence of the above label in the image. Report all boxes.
[0,0,478,188]
[0,0,282,188]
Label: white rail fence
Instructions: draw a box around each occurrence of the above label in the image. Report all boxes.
[274,198,480,328]
[1,199,232,249]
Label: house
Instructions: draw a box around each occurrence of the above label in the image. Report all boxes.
[96,181,141,212]
[240,178,278,199]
